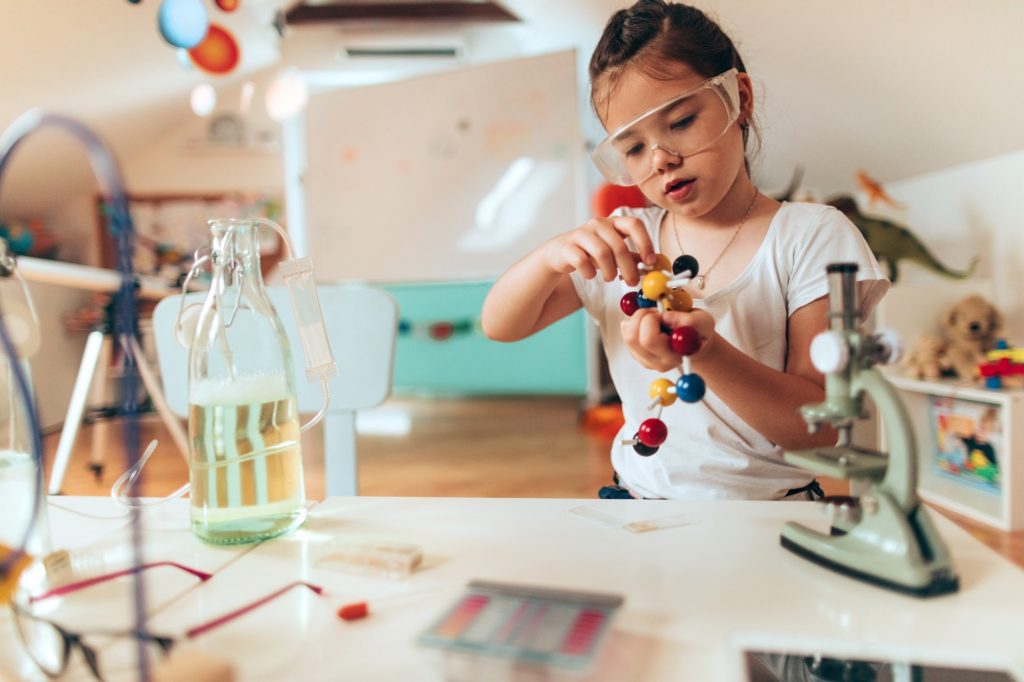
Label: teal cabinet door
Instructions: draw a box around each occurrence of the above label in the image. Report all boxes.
[384,281,588,395]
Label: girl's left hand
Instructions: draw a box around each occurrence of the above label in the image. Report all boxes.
[620,308,716,372]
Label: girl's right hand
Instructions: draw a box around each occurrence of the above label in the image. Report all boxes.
[540,216,656,287]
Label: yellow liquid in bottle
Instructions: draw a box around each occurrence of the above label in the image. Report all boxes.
[188,375,306,544]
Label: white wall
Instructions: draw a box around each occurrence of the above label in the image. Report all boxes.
[122,108,283,195]
[870,149,1024,344]
[22,83,288,430]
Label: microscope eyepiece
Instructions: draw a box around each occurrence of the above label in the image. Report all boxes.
[826,263,859,274]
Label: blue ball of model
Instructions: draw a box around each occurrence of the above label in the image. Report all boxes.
[675,374,705,403]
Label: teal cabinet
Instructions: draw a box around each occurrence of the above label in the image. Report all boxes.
[382,280,588,395]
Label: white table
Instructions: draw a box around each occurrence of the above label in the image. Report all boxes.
[135,497,1024,681]
[0,498,257,681]
[8,497,1024,681]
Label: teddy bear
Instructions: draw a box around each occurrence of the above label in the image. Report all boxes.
[902,334,948,380]
[941,294,1003,378]
[903,295,1003,381]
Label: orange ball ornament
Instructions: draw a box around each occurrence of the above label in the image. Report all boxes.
[215,0,240,11]
[189,23,240,75]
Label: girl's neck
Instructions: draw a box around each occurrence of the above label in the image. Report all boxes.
[673,174,761,232]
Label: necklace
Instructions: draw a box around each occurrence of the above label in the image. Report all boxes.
[672,191,759,290]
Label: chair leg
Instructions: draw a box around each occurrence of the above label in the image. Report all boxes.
[324,412,357,497]
[129,336,189,463]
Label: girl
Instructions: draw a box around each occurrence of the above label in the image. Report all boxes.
[481,0,889,501]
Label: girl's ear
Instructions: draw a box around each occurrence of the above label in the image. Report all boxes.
[736,71,755,124]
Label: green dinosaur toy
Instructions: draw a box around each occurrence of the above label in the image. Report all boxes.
[826,195,978,283]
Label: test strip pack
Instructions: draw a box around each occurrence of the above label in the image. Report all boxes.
[418,580,623,671]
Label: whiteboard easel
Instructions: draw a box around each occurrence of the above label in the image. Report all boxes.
[293,50,582,283]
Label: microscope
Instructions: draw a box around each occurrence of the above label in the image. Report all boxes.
[781,263,959,596]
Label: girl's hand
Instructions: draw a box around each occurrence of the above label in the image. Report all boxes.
[541,216,656,287]
[620,307,717,372]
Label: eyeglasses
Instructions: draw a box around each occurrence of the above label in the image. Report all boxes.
[12,558,323,682]
[11,561,208,680]
[591,68,741,187]
[27,561,213,605]
[11,600,175,681]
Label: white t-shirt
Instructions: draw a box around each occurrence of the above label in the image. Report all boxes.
[571,202,890,500]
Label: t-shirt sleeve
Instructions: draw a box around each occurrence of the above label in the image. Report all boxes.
[787,206,891,321]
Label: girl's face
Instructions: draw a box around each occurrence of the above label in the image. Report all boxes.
[600,62,752,219]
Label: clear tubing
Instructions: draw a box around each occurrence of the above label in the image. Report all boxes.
[251,217,337,383]
[111,439,190,508]
[300,377,331,434]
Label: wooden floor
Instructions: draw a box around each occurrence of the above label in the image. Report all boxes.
[44,395,1024,569]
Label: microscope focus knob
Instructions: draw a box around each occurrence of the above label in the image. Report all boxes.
[872,329,904,365]
[810,331,849,374]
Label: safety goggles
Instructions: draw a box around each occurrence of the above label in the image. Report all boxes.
[591,68,741,186]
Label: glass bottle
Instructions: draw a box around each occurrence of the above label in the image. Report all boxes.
[0,266,49,558]
[187,219,305,544]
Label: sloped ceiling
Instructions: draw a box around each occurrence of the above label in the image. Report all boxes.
[0,0,281,215]
[2,0,1023,217]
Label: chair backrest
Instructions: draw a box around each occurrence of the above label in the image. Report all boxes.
[152,284,397,496]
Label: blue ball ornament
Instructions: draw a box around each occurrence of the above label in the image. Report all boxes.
[158,0,209,49]
[675,373,706,403]
[636,292,657,309]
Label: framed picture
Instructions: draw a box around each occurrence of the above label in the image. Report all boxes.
[929,396,1002,493]
[95,192,284,285]
[885,374,1024,530]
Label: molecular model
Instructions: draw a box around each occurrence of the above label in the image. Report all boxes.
[619,253,706,457]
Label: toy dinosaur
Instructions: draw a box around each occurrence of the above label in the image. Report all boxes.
[856,170,905,209]
[827,195,978,283]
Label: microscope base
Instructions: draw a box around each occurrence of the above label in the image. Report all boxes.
[780,535,959,597]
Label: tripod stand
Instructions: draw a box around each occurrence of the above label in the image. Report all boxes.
[47,312,188,495]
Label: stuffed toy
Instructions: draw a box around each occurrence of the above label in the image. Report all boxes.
[902,334,948,381]
[903,295,1003,380]
[941,295,1003,378]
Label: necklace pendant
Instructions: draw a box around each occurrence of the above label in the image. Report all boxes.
[694,275,706,290]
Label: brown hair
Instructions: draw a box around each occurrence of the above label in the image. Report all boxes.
[589,0,758,158]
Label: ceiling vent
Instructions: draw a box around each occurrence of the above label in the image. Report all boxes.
[336,31,467,62]
[343,45,460,59]
[284,1,520,27]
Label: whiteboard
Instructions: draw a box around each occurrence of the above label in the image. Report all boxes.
[299,51,581,283]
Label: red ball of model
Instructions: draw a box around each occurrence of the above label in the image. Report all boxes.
[620,291,640,316]
[637,418,668,447]
[670,326,702,356]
